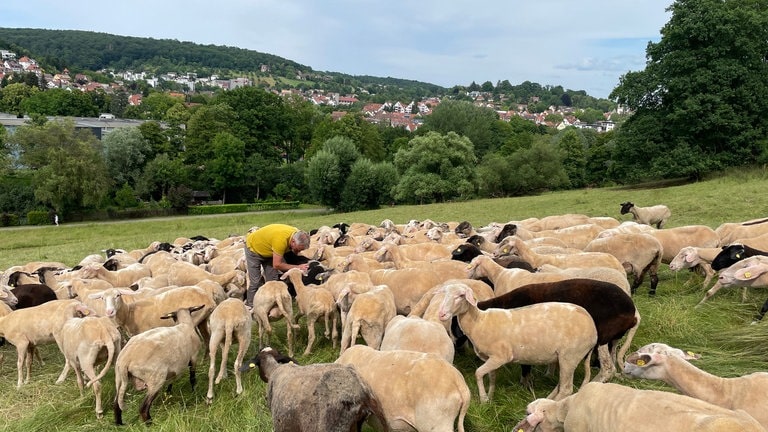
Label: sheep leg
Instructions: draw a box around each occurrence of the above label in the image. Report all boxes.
[698,282,724,306]
[16,342,29,388]
[56,357,72,384]
[741,286,749,303]
[206,342,219,404]
[330,311,339,349]
[753,298,768,323]
[114,369,128,425]
[519,365,534,390]
[591,344,615,383]
[92,380,104,419]
[139,385,162,424]
[475,357,507,403]
[217,330,232,383]
[304,315,317,356]
[188,360,197,389]
[233,333,249,396]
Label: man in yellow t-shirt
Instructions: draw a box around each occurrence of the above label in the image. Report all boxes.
[244,224,310,309]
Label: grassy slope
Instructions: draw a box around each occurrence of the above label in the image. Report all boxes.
[1,169,768,431]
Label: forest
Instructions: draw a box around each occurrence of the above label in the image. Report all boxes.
[1,0,768,225]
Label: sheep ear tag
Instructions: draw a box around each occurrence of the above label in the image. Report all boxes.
[735,268,761,281]
[635,359,646,366]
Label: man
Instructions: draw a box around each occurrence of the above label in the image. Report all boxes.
[244,224,310,309]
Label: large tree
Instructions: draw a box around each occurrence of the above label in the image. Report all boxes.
[610,0,768,181]
[392,131,477,204]
[420,100,503,158]
[102,126,152,189]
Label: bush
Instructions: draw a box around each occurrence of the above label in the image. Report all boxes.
[27,210,51,225]
[0,213,19,226]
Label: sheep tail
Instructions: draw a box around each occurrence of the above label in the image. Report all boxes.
[87,340,116,388]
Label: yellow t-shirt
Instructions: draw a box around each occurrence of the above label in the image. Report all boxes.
[246,224,298,257]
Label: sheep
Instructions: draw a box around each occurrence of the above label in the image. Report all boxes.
[450,242,535,273]
[0,299,92,388]
[535,264,632,294]
[702,255,768,318]
[647,225,720,264]
[668,246,721,291]
[166,260,244,290]
[733,231,768,251]
[0,284,18,308]
[716,217,768,245]
[88,285,215,338]
[205,297,251,404]
[698,250,768,305]
[280,268,338,355]
[583,232,663,295]
[597,220,657,237]
[55,315,122,419]
[339,285,396,354]
[8,282,57,308]
[251,280,297,357]
[239,347,386,432]
[513,381,766,432]
[473,278,640,383]
[711,243,768,271]
[79,262,151,287]
[437,282,598,402]
[373,242,470,280]
[379,315,455,363]
[336,345,471,432]
[518,223,606,250]
[113,305,205,425]
[620,201,672,228]
[623,342,768,428]
[496,236,626,275]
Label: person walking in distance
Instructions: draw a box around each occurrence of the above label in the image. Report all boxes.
[54,214,59,226]
[244,224,310,309]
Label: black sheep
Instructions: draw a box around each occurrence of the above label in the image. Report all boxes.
[711,244,768,271]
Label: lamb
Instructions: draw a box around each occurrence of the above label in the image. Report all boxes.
[620,201,672,228]
[55,315,122,419]
[583,232,663,295]
[113,305,205,425]
[623,342,768,428]
[513,381,766,432]
[496,236,626,275]
[280,268,338,355]
[379,315,455,363]
[437,282,598,402]
[205,297,251,404]
[239,347,386,432]
[473,278,640,383]
[668,246,721,291]
[251,280,297,357]
[0,299,92,388]
[339,285,396,354]
[336,345,471,432]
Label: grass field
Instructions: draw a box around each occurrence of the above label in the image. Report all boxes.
[2,168,768,431]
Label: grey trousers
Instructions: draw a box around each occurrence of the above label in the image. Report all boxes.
[244,244,280,307]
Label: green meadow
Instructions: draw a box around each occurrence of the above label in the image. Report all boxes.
[2,168,768,431]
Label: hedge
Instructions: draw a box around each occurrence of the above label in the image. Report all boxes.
[187,201,300,216]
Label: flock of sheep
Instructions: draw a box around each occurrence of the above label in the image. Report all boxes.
[1,201,768,431]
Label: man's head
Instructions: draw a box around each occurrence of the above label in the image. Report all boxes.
[290,230,310,254]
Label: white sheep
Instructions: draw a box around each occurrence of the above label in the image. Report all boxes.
[583,232,663,295]
[497,237,626,275]
[514,381,766,432]
[716,218,768,245]
[700,254,768,307]
[339,285,396,354]
[79,262,151,287]
[623,343,768,429]
[668,246,721,291]
[113,305,205,425]
[0,299,92,388]
[55,315,122,419]
[437,282,597,402]
[620,201,672,229]
[280,268,338,355]
[647,224,720,264]
[205,297,251,404]
[379,315,455,363]
[251,280,297,357]
[336,345,471,432]
[373,242,468,280]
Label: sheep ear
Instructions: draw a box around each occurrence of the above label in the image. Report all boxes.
[627,352,653,367]
[734,264,768,281]
[463,288,477,306]
[682,350,701,360]
[684,252,696,263]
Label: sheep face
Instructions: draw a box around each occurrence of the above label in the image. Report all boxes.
[239,347,297,383]
[620,202,635,215]
[717,255,768,286]
[513,398,562,432]
[437,284,476,321]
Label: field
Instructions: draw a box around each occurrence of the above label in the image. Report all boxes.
[2,168,768,431]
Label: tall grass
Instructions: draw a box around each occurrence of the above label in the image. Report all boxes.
[2,169,768,431]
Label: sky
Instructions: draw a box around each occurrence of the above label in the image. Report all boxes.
[2,1,673,99]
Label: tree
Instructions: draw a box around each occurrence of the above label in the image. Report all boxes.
[421,100,503,158]
[207,132,246,203]
[136,153,188,202]
[505,139,569,196]
[339,159,398,211]
[308,112,384,161]
[0,83,39,116]
[13,119,112,212]
[610,0,768,181]
[306,137,361,207]
[184,103,238,167]
[555,128,587,188]
[392,131,477,204]
[102,126,152,189]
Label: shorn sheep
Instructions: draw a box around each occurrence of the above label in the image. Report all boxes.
[437,282,597,402]
[240,347,387,432]
[623,342,768,428]
[205,297,251,404]
[513,381,766,432]
[113,305,205,425]
[620,201,672,229]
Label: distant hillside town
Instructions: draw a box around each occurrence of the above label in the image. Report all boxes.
[1,49,626,134]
